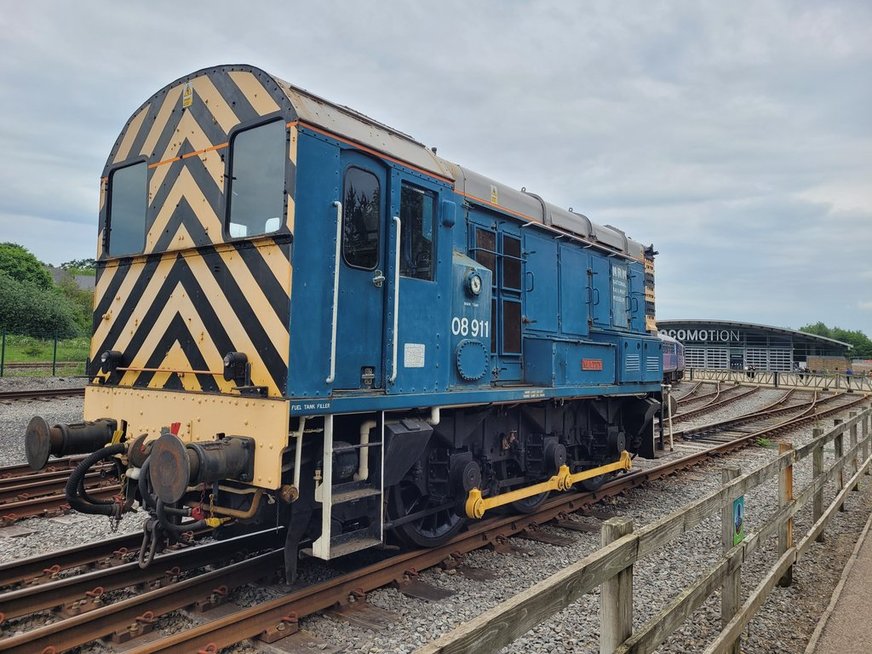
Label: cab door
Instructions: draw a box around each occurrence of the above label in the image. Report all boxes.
[333,152,387,390]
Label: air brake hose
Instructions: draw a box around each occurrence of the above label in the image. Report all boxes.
[138,457,157,510]
[64,443,126,516]
[155,499,207,535]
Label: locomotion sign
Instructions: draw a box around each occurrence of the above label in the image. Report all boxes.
[660,328,742,343]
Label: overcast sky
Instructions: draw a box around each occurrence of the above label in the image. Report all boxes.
[1,1,870,335]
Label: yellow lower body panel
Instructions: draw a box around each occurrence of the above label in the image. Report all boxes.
[465,450,632,519]
[83,385,290,490]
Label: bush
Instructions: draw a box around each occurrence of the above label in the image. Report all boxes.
[0,272,81,338]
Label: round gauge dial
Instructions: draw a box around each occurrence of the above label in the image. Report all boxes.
[466,271,483,296]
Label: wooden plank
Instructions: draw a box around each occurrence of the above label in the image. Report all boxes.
[635,453,792,558]
[720,467,742,654]
[413,532,639,654]
[812,430,824,542]
[834,423,845,511]
[777,442,794,587]
[704,548,797,654]
[614,545,743,654]
[863,410,872,475]
[794,409,866,461]
[799,452,872,558]
[849,413,859,490]
[601,519,634,653]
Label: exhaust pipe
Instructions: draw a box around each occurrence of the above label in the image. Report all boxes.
[25,416,117,470]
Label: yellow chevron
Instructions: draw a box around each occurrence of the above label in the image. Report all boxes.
[252,239,292,299]
[228,70,280,116]
[146,167,223,254]
[182,251,282,396]
[118,280,233,393]
[143,342,204,392]
[139,85,183,158]
[149,109,224,196]
[191,76,240,134]
[93,255,178,358]
[114,103,151,164]
[92,261,119,313]
[213,246,289,357]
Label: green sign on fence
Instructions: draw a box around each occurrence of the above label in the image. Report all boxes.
[733,495,745,545]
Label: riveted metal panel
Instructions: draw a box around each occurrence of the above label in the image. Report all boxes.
[84,385,289,490]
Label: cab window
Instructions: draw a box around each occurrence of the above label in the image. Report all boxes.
[107,162,147,256]
[227,120,285,238]
[399,183,435,280]
[342,167,381,269]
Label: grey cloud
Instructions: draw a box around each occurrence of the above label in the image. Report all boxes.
[0,1,869,335]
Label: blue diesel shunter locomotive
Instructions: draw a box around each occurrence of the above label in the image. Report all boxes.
[24,65,663,577]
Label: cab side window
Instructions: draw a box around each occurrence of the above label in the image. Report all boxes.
[107,161,147,256]
[399,183,436,280]
[227,120,286,238]
[342,167,381,269]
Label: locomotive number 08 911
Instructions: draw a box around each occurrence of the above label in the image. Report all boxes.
[451,316,489,338]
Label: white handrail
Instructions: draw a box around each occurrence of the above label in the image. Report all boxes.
[389,215,401,383]
[326,201,342,384]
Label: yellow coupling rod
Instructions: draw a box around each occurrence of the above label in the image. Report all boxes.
[465,450,632,519]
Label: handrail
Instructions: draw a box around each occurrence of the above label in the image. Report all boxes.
[389,216,401,383]
[325,201,342,384]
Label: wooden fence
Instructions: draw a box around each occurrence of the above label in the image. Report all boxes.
[416,405,872,654]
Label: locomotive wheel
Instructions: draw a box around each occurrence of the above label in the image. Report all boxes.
[579,474,608,491]
[510,491,550,513]
[388,481,466,548]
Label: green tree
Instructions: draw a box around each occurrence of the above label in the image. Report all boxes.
[799,323,872,359]
[60,258,97,276]
[0,242,52,289]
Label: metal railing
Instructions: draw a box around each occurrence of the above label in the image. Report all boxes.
[688,367,872,393]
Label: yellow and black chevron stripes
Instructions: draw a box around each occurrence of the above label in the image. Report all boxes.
[90,239,291,397]
[102,66,295,257]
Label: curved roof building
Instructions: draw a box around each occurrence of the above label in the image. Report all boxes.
[657,319,851,371]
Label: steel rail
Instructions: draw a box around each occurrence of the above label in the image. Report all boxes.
[0,470,115,505]
[0,486,119,526]
[0,529,282,622]
[0,388,86,402]
[0,456,88,480]
[672,386,760,421]
[0,551,283,653]
[0,529,212,589]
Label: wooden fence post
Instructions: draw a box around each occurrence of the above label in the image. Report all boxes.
[834,418,844,511]
[849,412,859,491]
[600,518,634,654]
[778,442,794,587]
[812,428,825,543]
[863,407,872,475]
[721,466,742,654]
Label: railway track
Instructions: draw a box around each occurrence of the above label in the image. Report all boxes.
[0,387,86,403]
[0,457,118,526]
[0,392,866,653]
[671,381,702,402]
[672,384,762,421]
